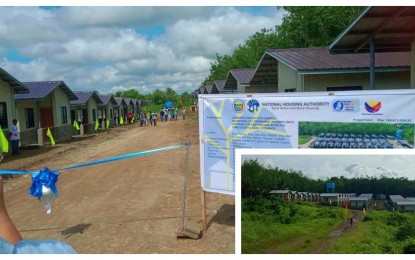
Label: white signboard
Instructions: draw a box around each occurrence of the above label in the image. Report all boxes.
[199,90,415,195]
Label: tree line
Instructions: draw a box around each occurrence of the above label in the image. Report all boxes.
[242,158,415,198]
[113,88,193,108]
[203,6,365,86]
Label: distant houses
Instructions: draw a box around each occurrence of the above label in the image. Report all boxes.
[0,65,144,150]
[269,189,415,213]
[70,91,103,134]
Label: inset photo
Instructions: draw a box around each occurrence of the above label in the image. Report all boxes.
[238,150,415,254]
[298,122,414,149]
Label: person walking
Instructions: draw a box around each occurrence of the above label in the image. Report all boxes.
[149,111,153,126]
[182,108,186,120]
[9,119,19,155]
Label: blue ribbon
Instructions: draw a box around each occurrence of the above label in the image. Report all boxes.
[29,168,60,199]
[0,144,182,200]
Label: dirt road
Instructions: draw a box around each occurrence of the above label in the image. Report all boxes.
[0,114,235,253]
[306,209,365,253]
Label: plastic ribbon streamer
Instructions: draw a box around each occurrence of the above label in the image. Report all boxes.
[0,144,182,213]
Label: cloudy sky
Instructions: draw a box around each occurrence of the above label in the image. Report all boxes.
[0,6,285,95]
[242,154,415,180]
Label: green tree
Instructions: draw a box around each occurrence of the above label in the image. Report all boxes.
[203,6,365,85]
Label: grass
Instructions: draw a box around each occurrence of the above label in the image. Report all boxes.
[242,201,349,253]
[329,211,415,254]
[298,135,313,145]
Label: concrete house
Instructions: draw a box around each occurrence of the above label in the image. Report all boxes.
[114,98,127,125]
[123,98,134,114]
[0,68,29,138]
[131,99,141,117]
[249,48,410,93]
[204,84,214,94]
[290,191,298,202]
[389,195,415,212]
[320,193,341,206]
[349,194,373,210]
[213,80,226,94]
[70,91,103,134]
[269,190,291,200]
[223,68,256,93]
[98,94,117,128]
[395,201,415,213]
[15,81,77,145]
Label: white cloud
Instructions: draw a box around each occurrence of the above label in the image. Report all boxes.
[247,155,415,180]
[0,6,285,94]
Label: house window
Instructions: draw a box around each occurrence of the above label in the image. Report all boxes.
[61,107,68,124]
[25,108,35,128]
[92,109,97,121]
[0,102,8,129]
[110,109,113,119]
[285,88,296,92]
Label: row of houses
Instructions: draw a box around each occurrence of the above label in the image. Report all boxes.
[270,189,415,212]
[194,7,415,99]
[0,71,142,147]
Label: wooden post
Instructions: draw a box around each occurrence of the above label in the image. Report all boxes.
[201,188,207,231]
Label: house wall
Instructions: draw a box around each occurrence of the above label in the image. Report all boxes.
[52,87,70,127]
[400,204,415,213]
[278,62,302,92]
[86,98,98,124]
[0,80,16,131]
[16,100,39,132]
[107,103,114,120]
[15,100,39,145]
[304,71,410,92]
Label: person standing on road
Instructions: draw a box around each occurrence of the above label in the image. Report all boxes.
[174,108,178,120]
[9,119,19,156]
[152,112,157,126]
[160,109,164,122]
[182,108,186,120]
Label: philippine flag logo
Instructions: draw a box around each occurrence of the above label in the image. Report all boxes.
[364,100,382,113]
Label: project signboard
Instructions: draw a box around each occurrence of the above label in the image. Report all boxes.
[198,89,415,195]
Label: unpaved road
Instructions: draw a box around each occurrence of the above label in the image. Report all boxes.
[306,209,364,253]
[0,114,235,253]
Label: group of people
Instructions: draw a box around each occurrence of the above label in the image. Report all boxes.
[139,111,159,127]
[137,107,186,127]
[159,107,186,122]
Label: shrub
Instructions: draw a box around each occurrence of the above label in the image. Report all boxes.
[403,240,415,254]
[363,215,373,222]
[396,221,415,241]
[387,213,409,226]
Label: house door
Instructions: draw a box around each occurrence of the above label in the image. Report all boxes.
[70,110,76,124]
[40,107,54,140]
[82,109,89,132]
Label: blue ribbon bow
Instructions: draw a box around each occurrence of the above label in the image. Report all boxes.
[28,168,60,200]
